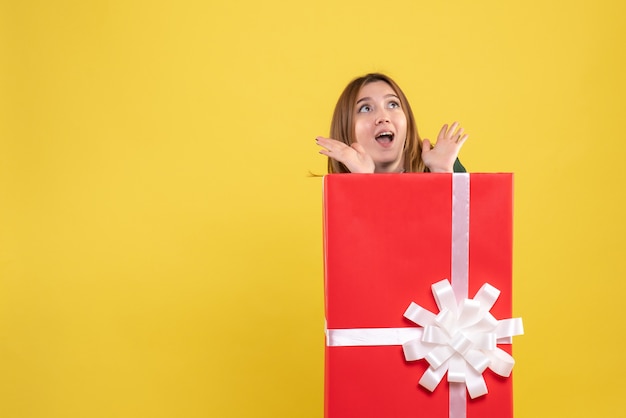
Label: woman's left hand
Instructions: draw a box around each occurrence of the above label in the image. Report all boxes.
[421,122,468,173]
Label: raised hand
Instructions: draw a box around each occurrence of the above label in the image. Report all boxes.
[421,122,468,173]
[316,136,375,173]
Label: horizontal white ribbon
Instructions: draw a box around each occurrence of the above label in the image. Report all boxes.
[326,327,422,347]
[325,279,524,400]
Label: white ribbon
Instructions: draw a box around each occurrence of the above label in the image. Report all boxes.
[326,327,423,347]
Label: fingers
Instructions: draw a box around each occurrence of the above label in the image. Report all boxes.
[448,121,460,139]
[316,136,332,157]
[316,135,355,163]
[437,124,448,140]
[316,136,347,156]
[421,139,432,155]
[438,122,468,143]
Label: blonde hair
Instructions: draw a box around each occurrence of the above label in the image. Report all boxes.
[327,73,426,173]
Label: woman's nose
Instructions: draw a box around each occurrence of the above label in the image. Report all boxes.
[375,110,390,125]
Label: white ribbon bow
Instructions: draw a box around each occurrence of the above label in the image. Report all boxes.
[402,279,524,399]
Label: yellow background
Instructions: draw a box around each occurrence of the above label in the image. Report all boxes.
[1,0,625,417]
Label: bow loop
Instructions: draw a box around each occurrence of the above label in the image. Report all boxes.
[404,302,436,327]
[432,280,458,316]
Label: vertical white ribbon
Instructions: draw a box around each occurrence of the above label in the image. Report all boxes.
[450,173,470,418]
[451,173,470,302]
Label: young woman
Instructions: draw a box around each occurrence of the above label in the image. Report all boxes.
[316,73,468,174]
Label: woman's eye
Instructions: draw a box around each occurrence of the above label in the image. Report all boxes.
[357,105,372,113]
[388,101,400,109]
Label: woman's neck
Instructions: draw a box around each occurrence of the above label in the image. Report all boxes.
[374,160,405,173]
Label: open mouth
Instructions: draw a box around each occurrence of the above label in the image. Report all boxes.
[375,131,395,145]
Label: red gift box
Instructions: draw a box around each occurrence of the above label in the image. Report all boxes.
[323,173,518,418]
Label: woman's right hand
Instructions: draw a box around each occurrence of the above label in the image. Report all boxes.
[316,136,375,173]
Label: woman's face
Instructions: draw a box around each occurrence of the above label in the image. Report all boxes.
[353,81,408,173]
